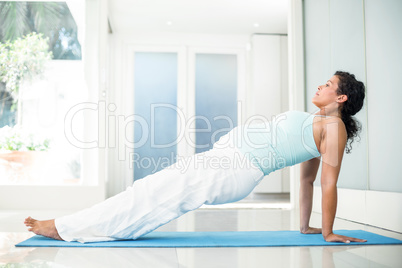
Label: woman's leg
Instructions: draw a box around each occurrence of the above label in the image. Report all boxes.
[26,146,264,243]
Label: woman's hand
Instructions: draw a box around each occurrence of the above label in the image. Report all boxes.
[300,227,322,234]
[324,232,367,243]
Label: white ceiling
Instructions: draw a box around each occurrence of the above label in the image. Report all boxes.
[108,0,288,35]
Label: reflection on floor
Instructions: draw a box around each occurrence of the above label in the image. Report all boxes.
[239,193,290,203]
[1,205,401,267]
[203,193,291,209]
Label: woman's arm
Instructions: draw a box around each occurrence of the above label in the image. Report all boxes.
[300,157,321,234]
[320,119,366,243]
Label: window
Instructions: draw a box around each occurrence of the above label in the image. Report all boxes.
[0,1,82,60]
[0,1,93,186]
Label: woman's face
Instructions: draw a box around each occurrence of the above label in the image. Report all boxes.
[312,75,341,108]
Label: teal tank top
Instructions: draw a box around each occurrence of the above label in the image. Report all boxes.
[229,110,321,176]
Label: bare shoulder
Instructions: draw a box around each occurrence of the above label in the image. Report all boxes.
[313,116,347,154]
[325,117,347,139]
[314,116,346,136]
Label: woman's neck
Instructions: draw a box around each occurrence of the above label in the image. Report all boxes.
[317,107,341,118]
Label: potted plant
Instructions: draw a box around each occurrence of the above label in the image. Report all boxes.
[0,125,51,184]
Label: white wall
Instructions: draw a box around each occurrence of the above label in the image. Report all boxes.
[249,34,289,193]
[365,0,402,192]
[304,0,368,191]
[303,0,402,232]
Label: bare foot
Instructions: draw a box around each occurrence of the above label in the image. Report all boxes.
[24,217,63,241]
[300,227,322,234]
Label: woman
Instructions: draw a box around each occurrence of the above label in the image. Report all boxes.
[25,71,367,244]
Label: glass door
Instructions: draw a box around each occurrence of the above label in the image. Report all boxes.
[194,53,238,153]
[133,52,178,181]
[122,47,245,189]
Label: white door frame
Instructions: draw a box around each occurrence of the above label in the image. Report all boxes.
[288,0,306,210]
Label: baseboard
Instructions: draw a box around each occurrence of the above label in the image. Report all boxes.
[312,186,402,233]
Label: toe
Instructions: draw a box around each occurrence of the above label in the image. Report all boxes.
[28,218,37,224]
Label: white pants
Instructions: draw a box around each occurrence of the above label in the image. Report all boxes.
[55,143,264,243]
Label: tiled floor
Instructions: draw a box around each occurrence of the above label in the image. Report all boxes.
[0,206,401,267]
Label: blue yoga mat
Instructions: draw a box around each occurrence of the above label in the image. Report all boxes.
[15,230,402,248]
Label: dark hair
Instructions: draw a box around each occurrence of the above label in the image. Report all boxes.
[334,71,365,154]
